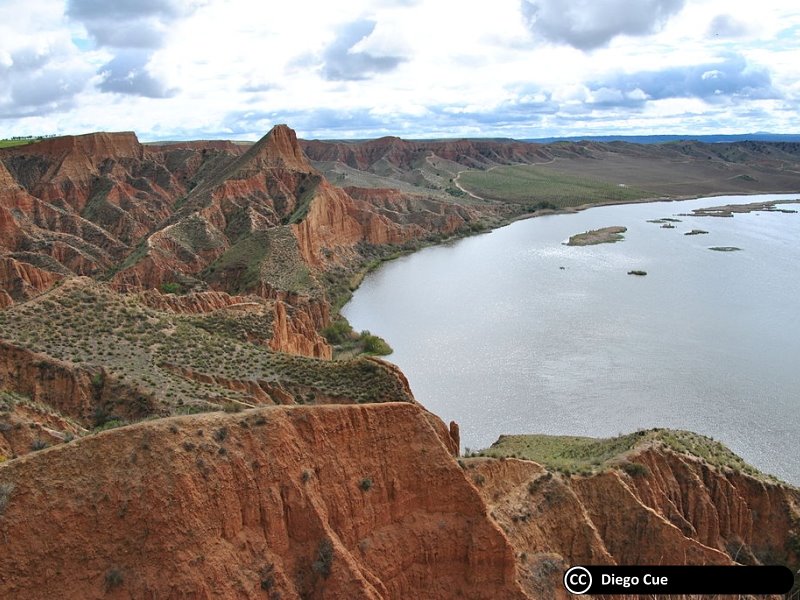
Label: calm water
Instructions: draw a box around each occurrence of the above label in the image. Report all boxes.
[343,194,800,485]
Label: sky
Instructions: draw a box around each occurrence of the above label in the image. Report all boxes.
[1,0,798,141]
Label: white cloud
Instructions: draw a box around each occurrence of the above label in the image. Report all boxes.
[1,0,798,138]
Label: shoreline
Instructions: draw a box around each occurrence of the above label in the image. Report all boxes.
[342,188,800,305]
[335,188,800,343]
[339,188,800,487]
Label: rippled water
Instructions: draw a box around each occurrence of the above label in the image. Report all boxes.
[343,194,800,484]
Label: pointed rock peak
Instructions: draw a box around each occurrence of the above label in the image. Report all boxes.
[249,124,310,171]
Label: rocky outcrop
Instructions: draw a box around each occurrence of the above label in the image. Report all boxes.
[0,341,159,426]
[0,342,95,420]
[291,181,369,266]
[472,447,800,598]
[0,394,84,460]
[2,125,487,361]
[0,403,525,599]
[0,257,62,303]
[136,288,260,314]
[610,447,800,566]
[270,299,332,359]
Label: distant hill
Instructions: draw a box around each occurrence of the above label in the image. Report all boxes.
[523,133,800,144]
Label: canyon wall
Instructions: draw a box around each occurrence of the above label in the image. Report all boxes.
[0,403,525,600]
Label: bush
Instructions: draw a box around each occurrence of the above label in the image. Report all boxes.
[321,320,353,345]
[0,482,14,515]
[105,568,123,590]
[621,461,650,478]
[312,538,334,578]
[359,477,373,492]
[260,564,275,590]
[30,439,48,452]
[360,331,392,355]
[159,282,182,294]
[93,419,126,433]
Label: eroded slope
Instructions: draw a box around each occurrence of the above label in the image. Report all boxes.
[0,403,519,600]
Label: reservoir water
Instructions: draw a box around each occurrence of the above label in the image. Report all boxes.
[343,194,800,485]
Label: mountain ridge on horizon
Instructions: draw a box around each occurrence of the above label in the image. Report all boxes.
[7,129,800,146]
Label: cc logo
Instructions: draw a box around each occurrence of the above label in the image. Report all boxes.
[564,566,593,595]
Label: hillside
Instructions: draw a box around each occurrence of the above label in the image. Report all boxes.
[0,406,796,599]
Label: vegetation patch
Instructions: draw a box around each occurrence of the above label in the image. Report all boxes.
[322,319,393,357]
[566,226,627,246]
[459,164,651,207]
[0,280,410,420]
[312,538,334,579]
[476,429,777,481]
[0,135,54,148]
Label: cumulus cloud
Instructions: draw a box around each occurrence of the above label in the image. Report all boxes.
[67,0,200,96]
[98,50,175,98]
[520,0,686,50]
[707,14,753,38]
[320,19,407,81]
[591,54,777,104]
[0,41,93,118]
[66,0,195,48]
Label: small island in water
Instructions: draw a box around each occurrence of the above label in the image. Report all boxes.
[566,225,627,246]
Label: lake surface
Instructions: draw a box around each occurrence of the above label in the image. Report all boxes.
[343,194,800,485]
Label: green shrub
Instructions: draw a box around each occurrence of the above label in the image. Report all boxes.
[93,419,126,433]
[621,462,650,478]
[160,282,182,294]
[322,320,353,344]
[359,477,373,492]
[360,331,392,355]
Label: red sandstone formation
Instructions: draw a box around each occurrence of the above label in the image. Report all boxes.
[0,403,525,599]
[472,448,800,598]
[0,400,84,460]
[0,399,796,598]
[0,125,489,362]
[270,299,332,359]
[0,341,159,426]
[0,257,63,304]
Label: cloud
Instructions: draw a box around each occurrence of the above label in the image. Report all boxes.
[98,50,175,98]
[320,19,407,81]
[590,54,777,104]
[521,0,686,50]
[0,41,93,119]
[707,14,753,38]
[241,81,278,93]
[66,0,194,48]
[67,0,200,97]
